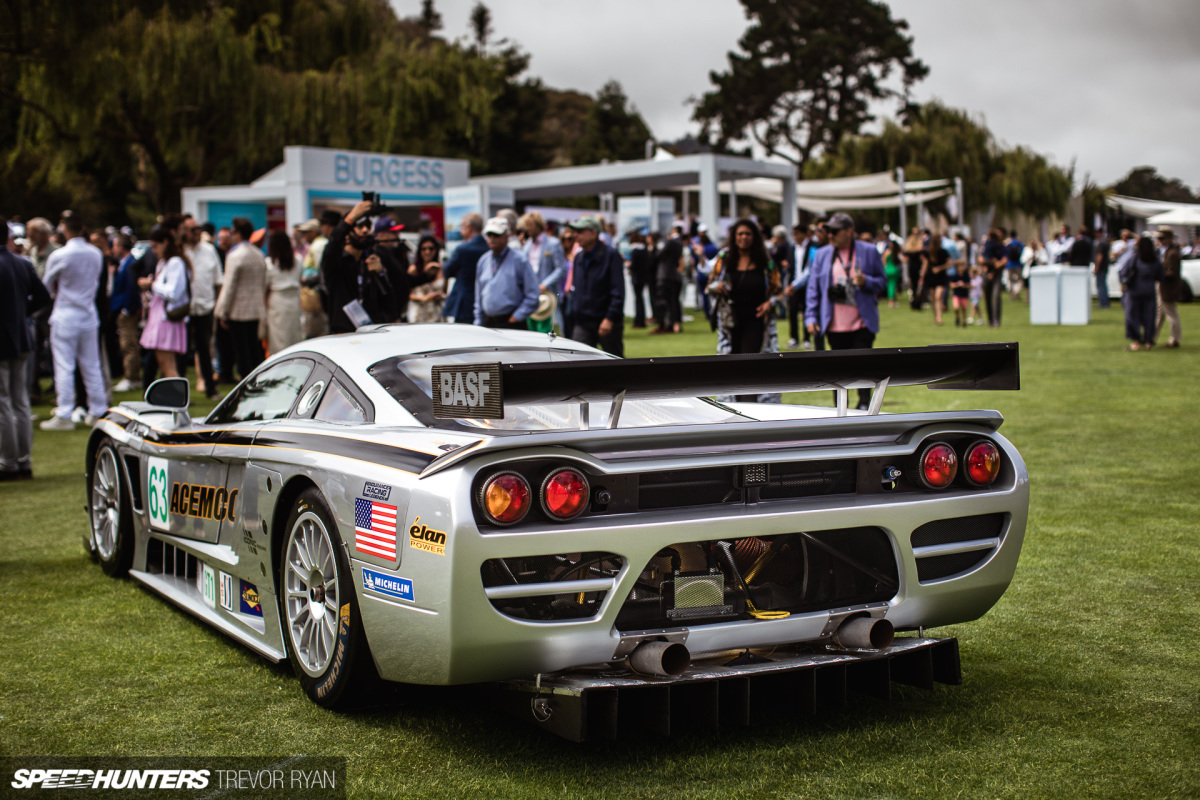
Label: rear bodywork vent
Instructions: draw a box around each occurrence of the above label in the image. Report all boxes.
[758,460,857,500]
[638,467,742,510]
[482,552,625,621]
[616,527,899,632]
[911,514,1008,582]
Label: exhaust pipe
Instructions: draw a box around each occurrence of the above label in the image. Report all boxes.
[628,641,691,676]
[834,616,894,650]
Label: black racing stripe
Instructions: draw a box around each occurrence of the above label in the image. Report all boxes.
[102,411,134,428]
[129,426,435,474]
[144,429,227,446]
[250,431,436,473]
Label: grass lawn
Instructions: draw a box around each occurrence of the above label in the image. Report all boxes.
[2,299,1198,799]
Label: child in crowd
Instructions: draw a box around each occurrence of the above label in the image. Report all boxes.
[968,265,984,325]
[950,264,971,327]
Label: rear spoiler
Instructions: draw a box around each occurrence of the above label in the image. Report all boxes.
[500,342,1019,405]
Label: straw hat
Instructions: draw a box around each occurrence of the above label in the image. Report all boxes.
[529,289,558,322]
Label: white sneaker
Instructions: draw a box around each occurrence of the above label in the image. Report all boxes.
[40,416,76,431]
[70,407,87,423]
[802,341,813,350]
[83,413,98,426]
[113,378,134,392]
[786,338,799,349]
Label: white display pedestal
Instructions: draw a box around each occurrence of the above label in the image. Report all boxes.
[1059,267,1092,325]
[1028,266,1061,325]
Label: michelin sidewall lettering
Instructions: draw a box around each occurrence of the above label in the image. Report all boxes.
[313,604,351,701]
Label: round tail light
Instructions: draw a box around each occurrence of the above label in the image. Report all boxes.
[918,442,958,489]
[541,468,589,520]
[480,472,531,525]
[964,440,1001,487]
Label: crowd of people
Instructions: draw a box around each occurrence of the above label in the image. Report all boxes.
[1,200,1191,479]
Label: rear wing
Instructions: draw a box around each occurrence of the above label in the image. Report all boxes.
[501,342,1019,404]
[428,342,1018,422]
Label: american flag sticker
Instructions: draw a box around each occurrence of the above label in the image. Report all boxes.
[354,497,398,560]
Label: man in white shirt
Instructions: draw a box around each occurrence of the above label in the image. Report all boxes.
[183,216,223,398]
[40,216,108,430]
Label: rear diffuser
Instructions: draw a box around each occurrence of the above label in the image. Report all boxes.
[491,636,960,741]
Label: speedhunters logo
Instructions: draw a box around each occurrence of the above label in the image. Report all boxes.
[3,757,346,798]
[11,768,209,789]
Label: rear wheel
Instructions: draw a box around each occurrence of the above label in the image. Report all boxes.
[279,487,375,707]
[91,442,133,576]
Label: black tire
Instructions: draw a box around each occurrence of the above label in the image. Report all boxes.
[278,487,376,708]
[90,441,134,576]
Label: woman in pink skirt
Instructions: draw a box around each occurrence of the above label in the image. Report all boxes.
[139,226,191,377]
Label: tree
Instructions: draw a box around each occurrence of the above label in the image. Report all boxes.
[469,2,492,54]
[808,101,1071,220]
[0,0,513,225]
[571,81,652,165]
[417,0,442,35]
[693,0,927,170]
[1111,166,1199,203]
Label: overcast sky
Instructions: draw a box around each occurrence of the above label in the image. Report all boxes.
[397,0,1200,189]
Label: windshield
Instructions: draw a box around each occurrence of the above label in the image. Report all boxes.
[371,347,746,431]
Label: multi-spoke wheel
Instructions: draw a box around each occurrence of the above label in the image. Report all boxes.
[279,487,374,707]
[91,442,133,576]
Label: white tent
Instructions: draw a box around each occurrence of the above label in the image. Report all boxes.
[1147,206,1200,226]
[1105,193,1191,219]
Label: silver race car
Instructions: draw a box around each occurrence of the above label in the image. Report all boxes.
[85,325,1027,736]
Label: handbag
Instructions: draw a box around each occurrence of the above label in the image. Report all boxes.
[164,261,192,322]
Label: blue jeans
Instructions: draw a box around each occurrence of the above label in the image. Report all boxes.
[1096,270,1111,308]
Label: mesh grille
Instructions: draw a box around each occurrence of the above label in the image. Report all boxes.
[673,574,725,608]
[910,514,1007,548]
[915,550,991,582]
[759,461,857,500]
[638,467,742,510]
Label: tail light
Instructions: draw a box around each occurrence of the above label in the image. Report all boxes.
[480,472,531,525]
[964,440,1001,487]
[918,442,957,489]
[541,468,589,520]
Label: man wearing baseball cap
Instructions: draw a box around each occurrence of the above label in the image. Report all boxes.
[473,217,539,329]
[564,216,626,356]
[802,212,886,410]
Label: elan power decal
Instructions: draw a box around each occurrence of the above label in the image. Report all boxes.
[361,568,414,602]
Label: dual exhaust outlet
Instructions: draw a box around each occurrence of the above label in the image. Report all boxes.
[626,616,894,677]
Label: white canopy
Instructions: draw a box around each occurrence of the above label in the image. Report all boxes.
[1105,194,1192,219]
[1147,206,1200,226]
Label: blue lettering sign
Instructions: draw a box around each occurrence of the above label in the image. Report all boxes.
[430,162,444,189]
[403,159,416,187]
[335,154,351,184]
[386,157,402,187]
[352,156,368,186]
[369,157,385,187]
[416,161,430,188]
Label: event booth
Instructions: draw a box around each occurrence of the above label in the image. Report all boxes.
[181,145,471,237]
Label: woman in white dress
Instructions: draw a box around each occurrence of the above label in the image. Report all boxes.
[265,230,303,354]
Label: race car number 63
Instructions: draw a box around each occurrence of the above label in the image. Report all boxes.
[148,457,170,530]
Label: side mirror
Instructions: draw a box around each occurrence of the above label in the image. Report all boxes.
[145,377,190,409]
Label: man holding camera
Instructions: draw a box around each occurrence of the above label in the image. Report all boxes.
[322,199,405,334]
[803,213,886,410]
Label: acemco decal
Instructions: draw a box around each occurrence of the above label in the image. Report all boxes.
[169,483,238,522]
